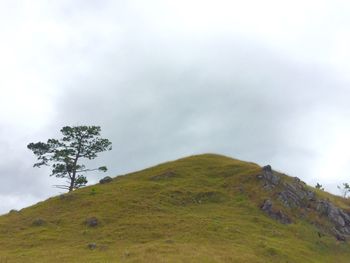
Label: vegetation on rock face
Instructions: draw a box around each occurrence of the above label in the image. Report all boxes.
[257,165,350,241]
[338,183,350,198]
[27,126,112,192]
[1,154,350,262]
[315,183,324,191]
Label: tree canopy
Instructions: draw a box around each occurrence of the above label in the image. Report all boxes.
[27,126,112,192]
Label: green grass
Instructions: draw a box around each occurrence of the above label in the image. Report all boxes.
[0,153,350,262]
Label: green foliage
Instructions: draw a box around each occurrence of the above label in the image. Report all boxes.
[27,126,112,192]
[315,183,324,191]
[338,183,350,198]
[90,188,97,195]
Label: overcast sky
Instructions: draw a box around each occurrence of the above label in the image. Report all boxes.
[0,0,350,214]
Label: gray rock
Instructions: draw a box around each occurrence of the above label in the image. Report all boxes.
[306,190,316,201]
[261,199,273,211]
[261,199,292,224]
[99,176,113,184]
[257,165,280,190]
[316,200,350,227]
[332,227,347,241]
[259,165,350,240]
[316,200,350,239]
[277,177,316,208]
[339,210,350,223]
[329,209,346,227]
[32,218,46,226]
[88,243,97,250]
[86,217,99,227]
[262,165,272,172]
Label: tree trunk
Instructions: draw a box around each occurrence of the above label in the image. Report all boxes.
[69,175,75,192]
[68,138,82,192]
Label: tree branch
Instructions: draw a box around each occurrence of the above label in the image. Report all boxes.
[52,185,70,190]
[75,168,101,173]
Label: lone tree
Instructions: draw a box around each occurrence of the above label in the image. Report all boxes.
[27,126,112,192]
[338,183,350,198]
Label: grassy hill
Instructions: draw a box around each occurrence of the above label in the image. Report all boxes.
[1,154,350,262]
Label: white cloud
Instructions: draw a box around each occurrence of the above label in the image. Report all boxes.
[0,194,39,215]
[0,0,350,213]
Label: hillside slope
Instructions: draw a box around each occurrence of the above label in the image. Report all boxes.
[1,154,350,262]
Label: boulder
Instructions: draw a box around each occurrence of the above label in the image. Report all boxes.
[32,218,46,226]
[88,243,97,250]
[99,176,113,184]
[257,165,280,190]
[262,165,272,172]
[85,217,99,227]
[261,199,273,211]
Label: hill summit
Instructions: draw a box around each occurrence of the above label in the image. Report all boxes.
[1,153,350,262]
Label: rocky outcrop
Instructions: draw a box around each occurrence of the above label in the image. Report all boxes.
[278,178,316,208]
[256,165,280,190]
[258,165,350,241]
[258,166,316,209]
[261,199,291,224]
[316,200,350,240]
